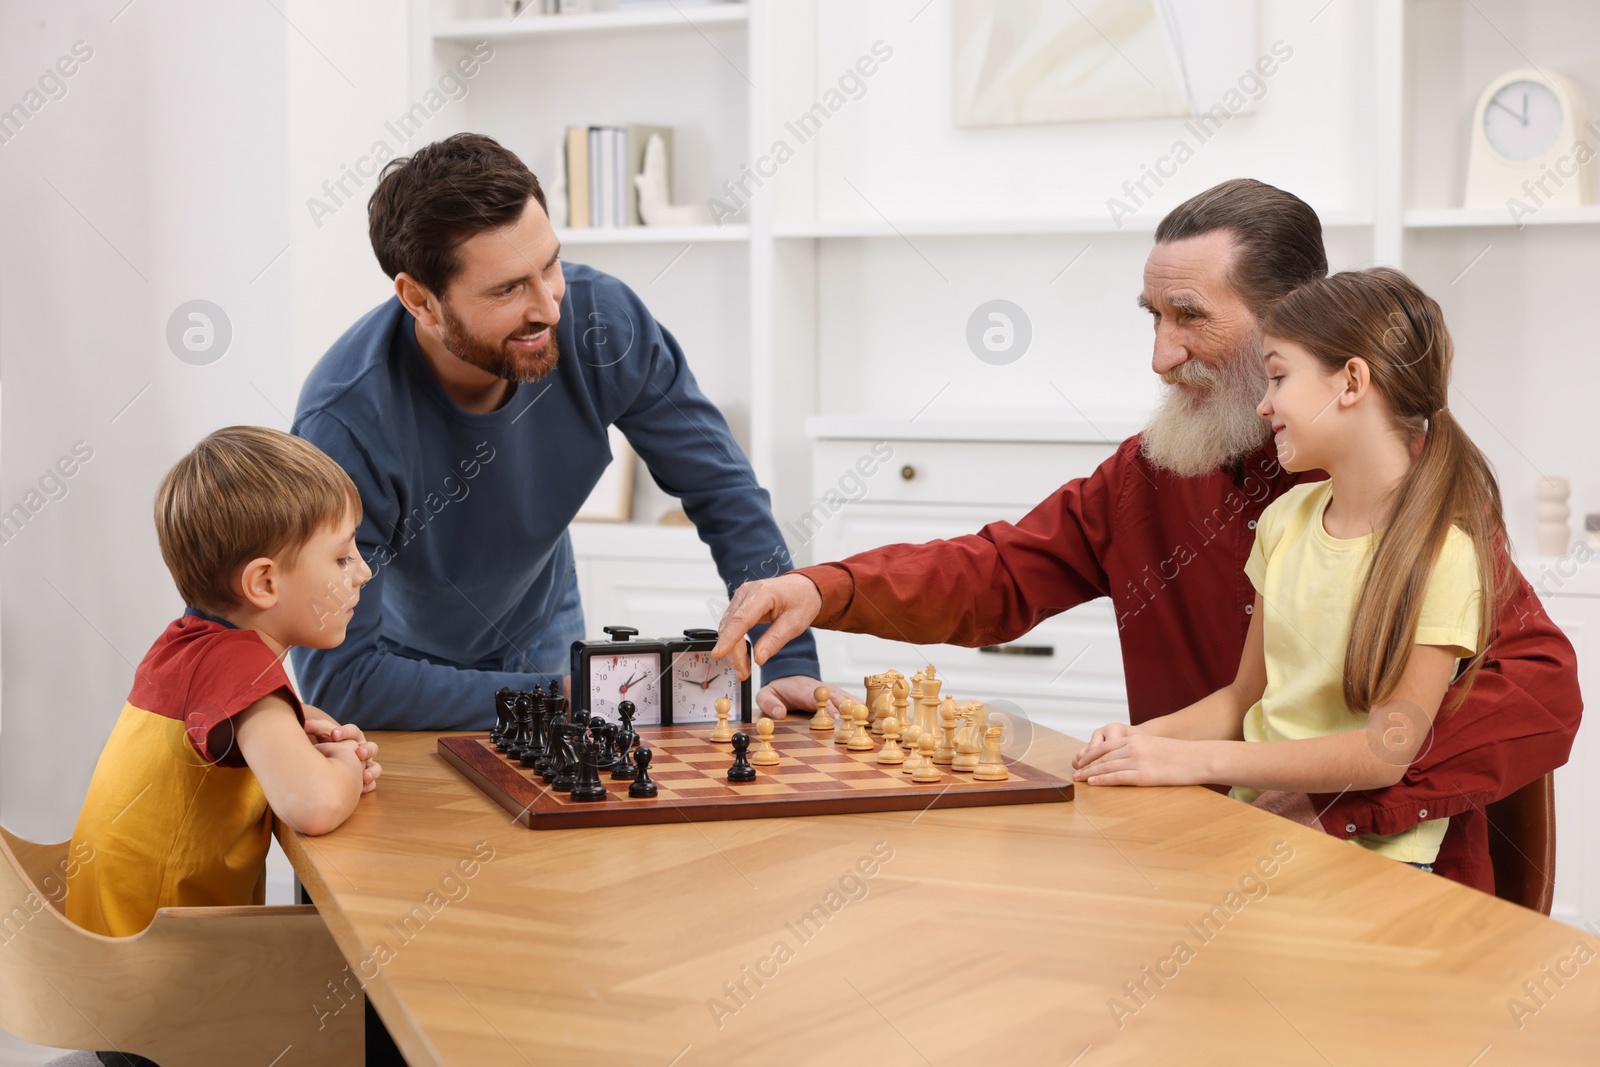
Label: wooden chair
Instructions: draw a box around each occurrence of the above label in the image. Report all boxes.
[0,826,361,1066]
[1486,771,1556,915]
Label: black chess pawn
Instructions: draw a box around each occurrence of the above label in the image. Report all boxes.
[616,700,638,753]
[491,687,515,748]
[727,731,757,782]
[628,747,658,798]
[505,697,535,761]
[610,713,637,780]
[570,733,608,802]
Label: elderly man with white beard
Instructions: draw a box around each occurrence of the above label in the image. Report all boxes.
[711,178,1581,897]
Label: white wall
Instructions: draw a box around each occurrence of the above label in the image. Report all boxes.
[0,0,292,841]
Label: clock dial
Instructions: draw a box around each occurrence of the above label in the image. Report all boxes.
[1483,79,1562,162]
[670,649,743,723]
[587,651,663,724]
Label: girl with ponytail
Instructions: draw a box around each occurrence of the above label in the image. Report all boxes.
[1073,267,1506,868]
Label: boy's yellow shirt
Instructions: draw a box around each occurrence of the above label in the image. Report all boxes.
[65,610,304,937]
[1231,481,1481,865]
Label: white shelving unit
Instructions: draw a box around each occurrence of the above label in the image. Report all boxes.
[410,0,1600,926]
[432,3,748,42]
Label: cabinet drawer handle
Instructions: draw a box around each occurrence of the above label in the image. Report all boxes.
[900,465,916,481]
[978,644,1054,657]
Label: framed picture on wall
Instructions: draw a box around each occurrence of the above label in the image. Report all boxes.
[954,0,1260,127]
[577,425,636,522]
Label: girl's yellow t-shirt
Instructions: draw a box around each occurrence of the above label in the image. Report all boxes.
[1231,480,1481,864]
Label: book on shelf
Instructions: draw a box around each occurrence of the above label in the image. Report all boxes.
[561,124,675,229]
[565,126,590,229]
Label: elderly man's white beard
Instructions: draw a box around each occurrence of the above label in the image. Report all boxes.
[1140,334,1271,478]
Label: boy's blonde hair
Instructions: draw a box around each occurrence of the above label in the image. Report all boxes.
[155,426,362,615]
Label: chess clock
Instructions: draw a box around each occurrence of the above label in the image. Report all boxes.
[572,625,752,725]
[573,626,666,725]
[1465,68,1592,209]
[666,628,751,724]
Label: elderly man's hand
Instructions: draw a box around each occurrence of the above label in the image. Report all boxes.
[754,675,862,720]
[711,574,823,679]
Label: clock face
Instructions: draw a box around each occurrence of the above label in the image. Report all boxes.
[1483,79,1563,162]
[670,649,742,723]
[586,651,663,724]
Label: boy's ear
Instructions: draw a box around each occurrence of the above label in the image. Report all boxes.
[236,556,279,611]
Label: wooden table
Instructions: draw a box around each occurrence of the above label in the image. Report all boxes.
[277,725,1600,1065]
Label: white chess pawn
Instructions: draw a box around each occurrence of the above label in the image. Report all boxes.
[973,723,1009,781]
[877,715,905,765]
[710,697,735,743]
[900,724,924,775]
[834,700,855,746]
[847,701,875,751]
[810,685,834,732]
[912,731,941,783]
[751,716,780,766]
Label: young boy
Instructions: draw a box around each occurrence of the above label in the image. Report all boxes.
[66,426,382,938]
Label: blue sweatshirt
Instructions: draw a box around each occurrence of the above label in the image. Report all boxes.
[290,263,818,730]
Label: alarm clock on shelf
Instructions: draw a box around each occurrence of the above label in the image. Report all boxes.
[1465,67,1592,209]
[571,625,751,726]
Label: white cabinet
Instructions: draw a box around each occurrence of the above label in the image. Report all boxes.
[1529,574,1600,930]
[570,523,724,649]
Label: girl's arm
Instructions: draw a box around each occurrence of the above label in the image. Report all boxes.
[1075,642,1460,791]
[1072,595,1266,771]
[235,691,366,835]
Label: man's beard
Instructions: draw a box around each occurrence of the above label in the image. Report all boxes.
[1140,333,1271,477]
[438,301,560,384]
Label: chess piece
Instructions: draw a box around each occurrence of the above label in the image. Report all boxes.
[934,695,957,765]
[810,686,834,733]
[728,732,758,782]
[847,701,874,751]
[1536,476,1572,555]
[877,715,905,765]
[913,731,941,783]
[863,675,885,728]
[901,724,923,774]
[628,747,658,798]
[952,704,984,773]
[973,724,1009,781]
[892,677,912,738]
[834,700,855,746]
[869,688,894,737]
[612,700,638,778]
[751,717,781,766]
[571,734,609,801]
[552,722,584,791]
[918,667,942,738]
[506,694,535,761]
[711,697,736,743]
[492,687,515,748]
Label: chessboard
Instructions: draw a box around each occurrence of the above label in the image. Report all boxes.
[439,721,1074,831]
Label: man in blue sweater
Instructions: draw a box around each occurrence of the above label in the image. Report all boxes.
[291,133,827,730]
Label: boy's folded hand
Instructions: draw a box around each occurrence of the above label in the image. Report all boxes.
[303,717,379,763]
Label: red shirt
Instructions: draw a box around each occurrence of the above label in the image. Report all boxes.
[799,437,1582,894]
